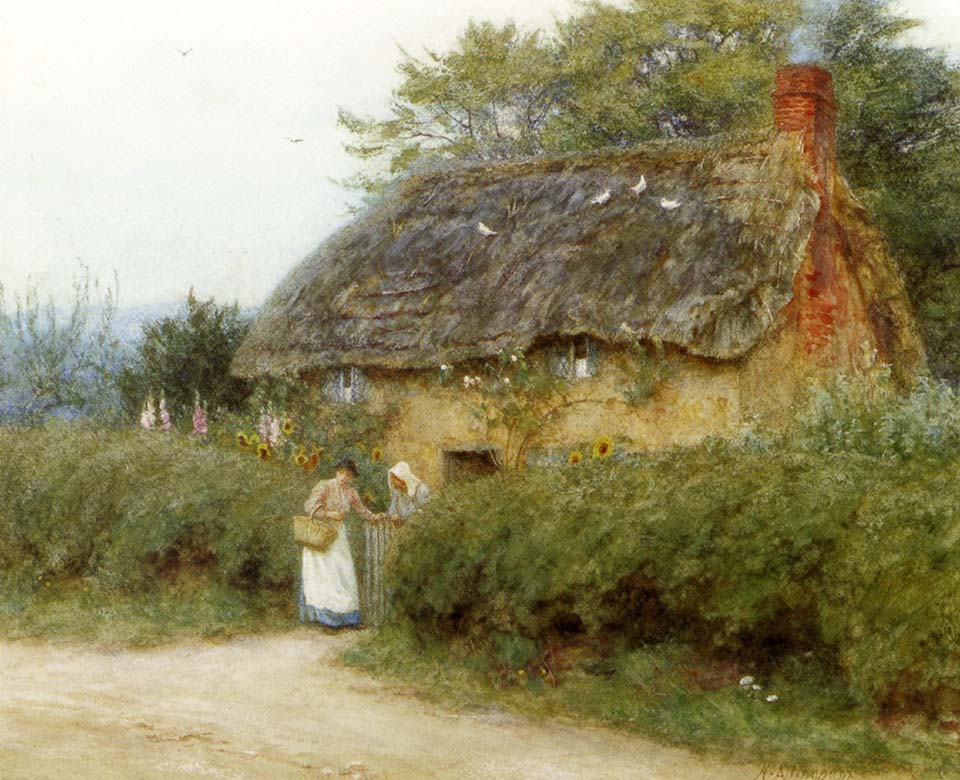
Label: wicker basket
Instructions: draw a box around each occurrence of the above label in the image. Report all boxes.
[292,515,339,552]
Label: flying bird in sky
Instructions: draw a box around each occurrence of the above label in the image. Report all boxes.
[659,198,682,211]
[285,137,305,144]
[175,47,193,57]
[477,222,498,237]
[591,189,611,206]
[630,176,647,195]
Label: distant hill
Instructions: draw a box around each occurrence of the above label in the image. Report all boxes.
[111,302,258,346]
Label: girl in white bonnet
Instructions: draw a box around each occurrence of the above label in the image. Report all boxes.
[387,461,431,522]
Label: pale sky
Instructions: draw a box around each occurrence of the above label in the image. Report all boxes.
[1,0,958,309]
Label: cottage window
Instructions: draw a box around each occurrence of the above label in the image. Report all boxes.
[323,367,366,404]
[554,336,599,380]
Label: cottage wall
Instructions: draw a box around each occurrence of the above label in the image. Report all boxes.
[340,346,743,486]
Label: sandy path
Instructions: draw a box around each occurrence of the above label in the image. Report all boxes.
[0,630,904,780]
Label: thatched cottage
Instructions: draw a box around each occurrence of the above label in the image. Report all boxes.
[234,65,925,484]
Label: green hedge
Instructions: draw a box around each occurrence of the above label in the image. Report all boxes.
[0,426,310,591]
[387,446,960,711]
[0,425,398,642]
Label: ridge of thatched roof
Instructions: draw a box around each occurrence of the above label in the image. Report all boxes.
[234,132,821,377]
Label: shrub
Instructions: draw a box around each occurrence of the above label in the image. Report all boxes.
[0,425,309,598]
[795,373,960,460]
[386,446,960,711]
[116,292,252,422]
[0,267,125,424]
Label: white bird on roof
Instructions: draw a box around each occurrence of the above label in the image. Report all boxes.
[630,176,647,195]
[477,221,498,236]
[659,197,682,211]
[591,189,612,206]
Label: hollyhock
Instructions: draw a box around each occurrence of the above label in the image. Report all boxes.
[139,396,156,430]
[192,396,208,436]
[158,397,172,432]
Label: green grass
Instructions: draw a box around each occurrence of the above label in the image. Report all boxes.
[0,574,300,647]
[343,627,960,778]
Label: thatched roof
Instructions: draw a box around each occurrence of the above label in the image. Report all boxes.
[234,133,823,377]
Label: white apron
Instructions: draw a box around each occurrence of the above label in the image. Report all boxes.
[299,478,362,627]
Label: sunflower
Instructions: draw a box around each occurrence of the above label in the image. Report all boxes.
[568,450,583,465]
[282,418,295,436]
[236,432,251,448]
[371,446,384,463]
[591,436,614,459]
[304,453,319,472]
[256,442,272,460]
[293,452,308,468]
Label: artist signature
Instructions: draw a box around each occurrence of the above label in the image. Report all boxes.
[754,765,855,780]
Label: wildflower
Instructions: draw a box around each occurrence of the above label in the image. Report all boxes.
[510,354,518,363]
[752,684,762,691]
[568,450,583,465]
[371,446,384,462]
[440,364,449,372]
[192,396,208,436]
[256,442,271,461]
[503,377,511,385]
[739,676,754,687]
[282,418,295,436]
[158,397,172,432]
[140,396,156,430]
[294,452,308,468]
[517,669,525,678]
[236,432,251,448]
[766,694,778,703]
[592,436,614,459]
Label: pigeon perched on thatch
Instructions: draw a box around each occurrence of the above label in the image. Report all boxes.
[477,222,498,237]
[630,176,647,195]
[659,198,682,210]
[591,189,612,206]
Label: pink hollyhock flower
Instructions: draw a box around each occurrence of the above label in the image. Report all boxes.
[192,401,208,436]
[258,413,272,444]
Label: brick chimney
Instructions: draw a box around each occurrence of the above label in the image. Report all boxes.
[773,65,843,357]
[772,65,837,203]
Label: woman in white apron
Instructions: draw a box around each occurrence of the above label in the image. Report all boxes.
[363,461,431,626]
[299,458,380,628]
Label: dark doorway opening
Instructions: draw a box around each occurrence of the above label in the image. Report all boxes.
[442,448,500,483]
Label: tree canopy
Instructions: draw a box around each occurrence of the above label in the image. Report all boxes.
[116,292,252,422]
[339,0,960,382]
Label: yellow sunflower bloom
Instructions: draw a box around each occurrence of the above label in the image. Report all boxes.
[282,419,295,435]
[568,450,583,465]
[236,432,251,448]
[591,436,614,459]
[293,452,308,468]
[256,442,271,460]
[371,446,384,463]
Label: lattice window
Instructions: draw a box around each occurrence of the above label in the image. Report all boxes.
[553,336,599,380]
[323,367,367,403]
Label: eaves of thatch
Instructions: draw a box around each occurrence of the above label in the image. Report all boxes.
[233,132,822,377]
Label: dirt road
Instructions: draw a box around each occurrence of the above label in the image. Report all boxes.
[0,631,902,780]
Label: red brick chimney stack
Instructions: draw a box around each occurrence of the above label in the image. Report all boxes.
[772,65,838,203]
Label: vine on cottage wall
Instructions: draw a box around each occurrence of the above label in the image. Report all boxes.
[623,337,674,407]
[447,348,571,470]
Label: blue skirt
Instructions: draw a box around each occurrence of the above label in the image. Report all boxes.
[298,577,361,628]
